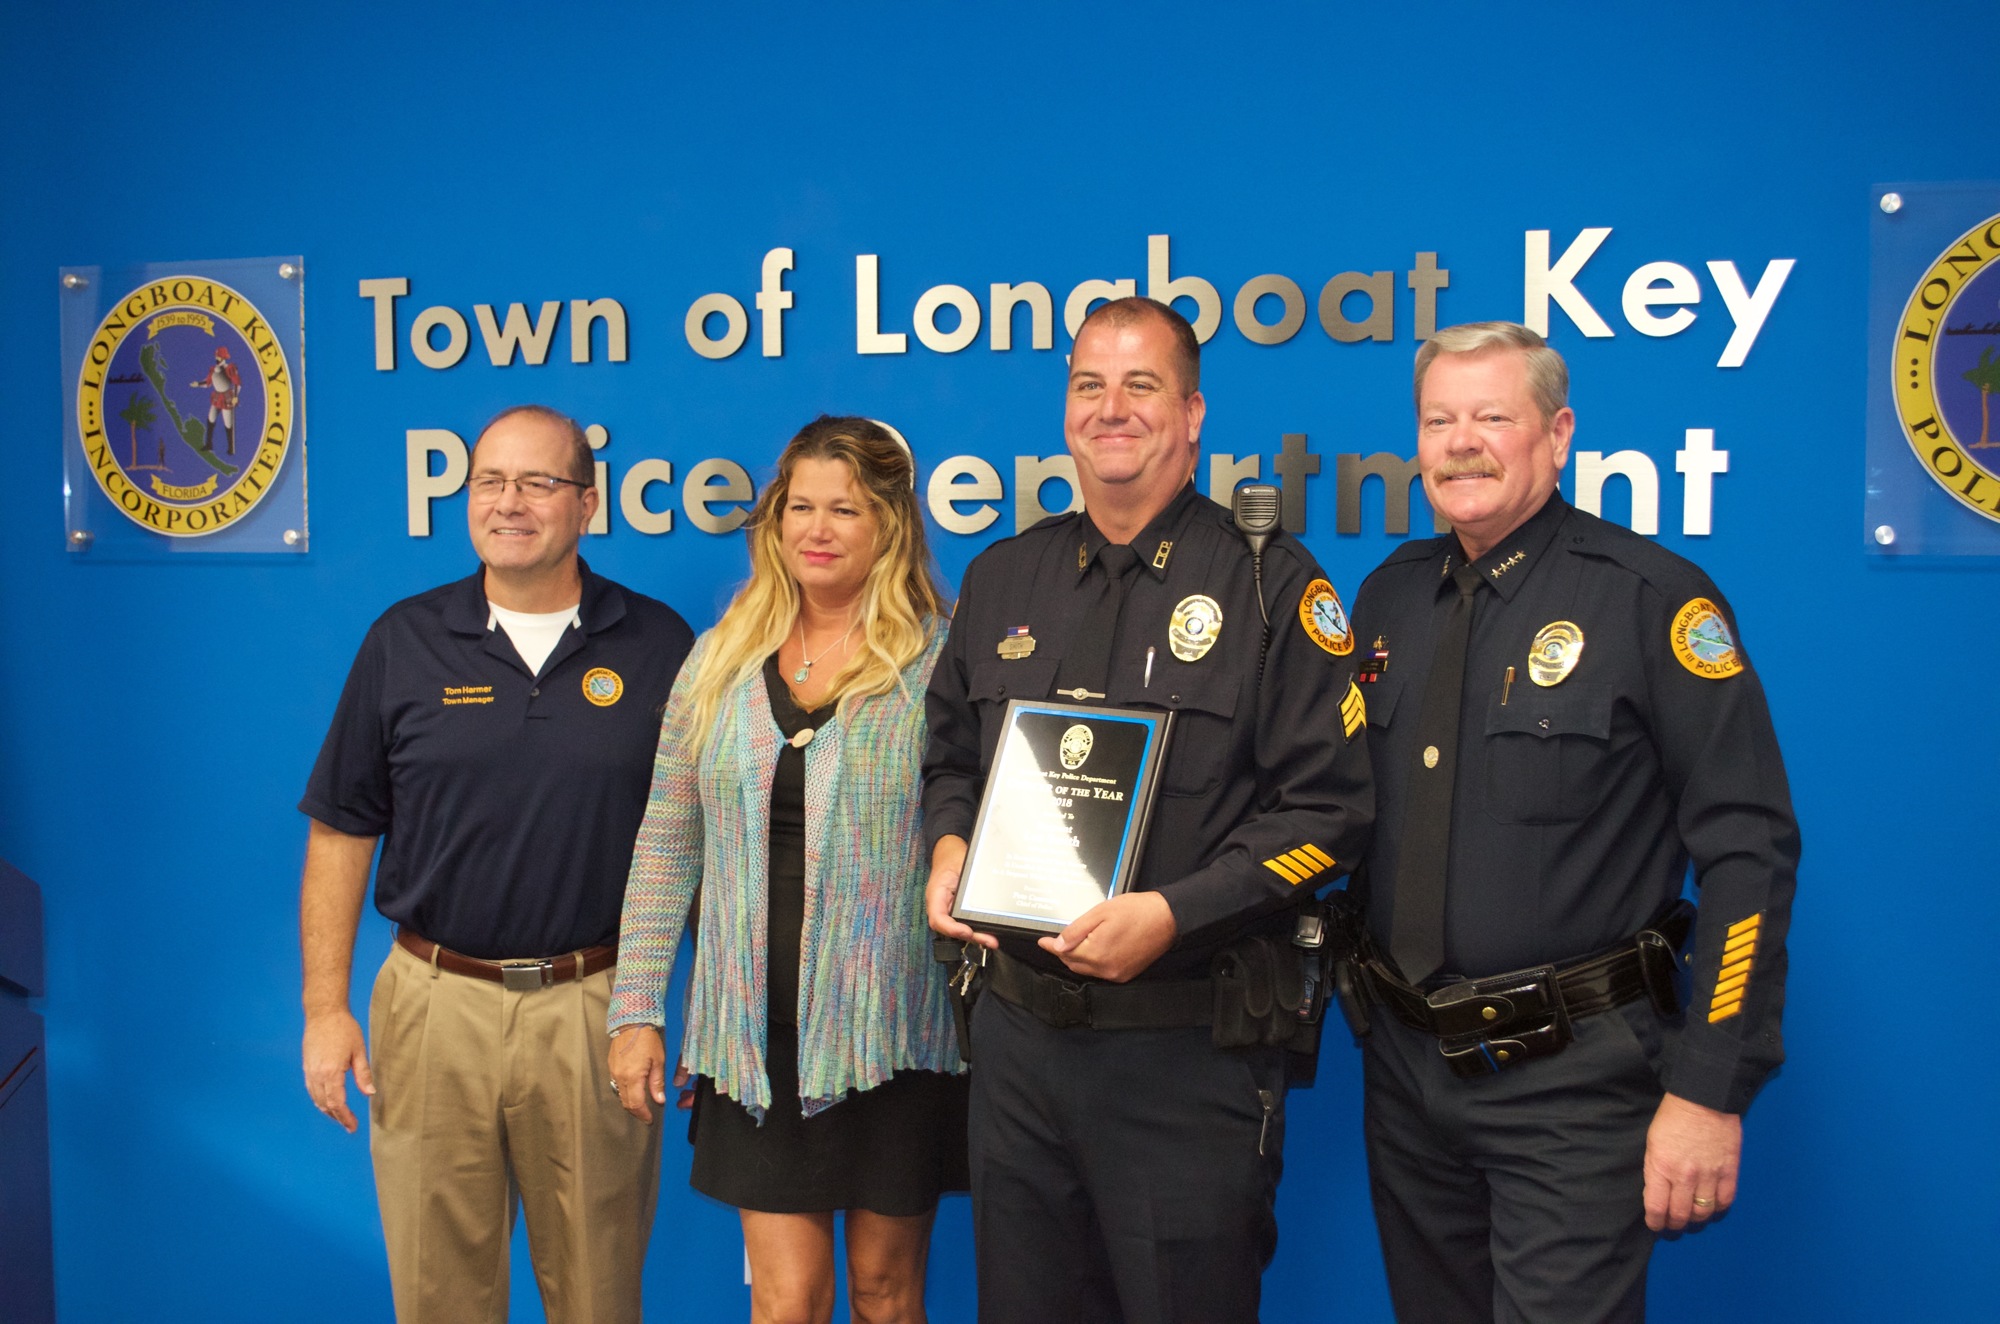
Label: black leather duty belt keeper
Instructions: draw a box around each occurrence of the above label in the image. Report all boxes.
[985,949,1212,1031]
[1363,900,1693,1079]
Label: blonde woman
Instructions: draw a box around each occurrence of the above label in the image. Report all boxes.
[608,416,964,1324]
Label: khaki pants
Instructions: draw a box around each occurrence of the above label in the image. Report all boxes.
[368,942,662,1324]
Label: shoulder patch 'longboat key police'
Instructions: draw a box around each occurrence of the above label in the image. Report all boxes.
[1298,579,1353,656]
[1670,598,1744,679]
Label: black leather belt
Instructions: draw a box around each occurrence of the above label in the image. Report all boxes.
[1360,902,1692,1077]
[986,949,1212,1031]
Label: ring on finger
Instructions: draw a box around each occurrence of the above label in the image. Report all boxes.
[1692,1195,1716,1208]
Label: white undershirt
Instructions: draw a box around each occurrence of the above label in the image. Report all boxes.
[487,600,581,676]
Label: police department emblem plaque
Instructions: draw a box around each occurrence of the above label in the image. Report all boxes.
[1893,212,2000,525]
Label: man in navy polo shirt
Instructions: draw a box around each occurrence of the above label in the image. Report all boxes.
[298,404,693,1324]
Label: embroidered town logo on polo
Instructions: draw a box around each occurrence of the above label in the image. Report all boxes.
[1894,213,2000,524]
[74,276,294,537]
[582,667,624,707]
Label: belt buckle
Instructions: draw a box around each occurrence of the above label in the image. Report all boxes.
[501,960,554,992]
[1049,979,1091,1029]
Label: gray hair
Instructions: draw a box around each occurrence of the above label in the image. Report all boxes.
[1413,322,1569,424]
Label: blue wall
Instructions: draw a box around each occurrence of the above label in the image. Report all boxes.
[3,2,1996,1318]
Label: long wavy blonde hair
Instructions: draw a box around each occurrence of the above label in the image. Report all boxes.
[679,416,948,752]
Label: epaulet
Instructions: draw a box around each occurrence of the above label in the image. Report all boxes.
[1561,506,1711,597]
[1023,510,1075,535]
[1358,533,1447,592]
[984,508,1080,549]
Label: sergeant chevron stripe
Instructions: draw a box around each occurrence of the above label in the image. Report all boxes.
[1340,681,1366,740]
[1707,912,1763,1023]
[1263,842,1336,886]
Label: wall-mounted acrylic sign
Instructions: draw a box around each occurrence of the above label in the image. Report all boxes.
[59,256,306,557]
[1868,185,2000,556]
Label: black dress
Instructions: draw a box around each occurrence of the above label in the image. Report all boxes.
[687,655,969,1216]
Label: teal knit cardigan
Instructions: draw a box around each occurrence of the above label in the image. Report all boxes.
[608,626,962,1119]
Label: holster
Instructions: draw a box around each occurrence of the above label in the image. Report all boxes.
[1212,898,1360,1078]
[1212,933,1309,1050]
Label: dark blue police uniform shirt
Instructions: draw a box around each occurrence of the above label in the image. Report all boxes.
[925,483,1375,980]
[300,561,694,960]
[1350,495,1799,1111]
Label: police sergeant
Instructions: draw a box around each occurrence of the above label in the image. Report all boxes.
[1347,322,1799,1321]
[924,296,1374,1324]
[298,404,694,1323]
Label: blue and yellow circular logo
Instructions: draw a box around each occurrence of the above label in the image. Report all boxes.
[582,667,624,707]
[74,276,294,537]
[1895,214,2000,524]
[1670,598,1743,680]
[1298,578,1353,657]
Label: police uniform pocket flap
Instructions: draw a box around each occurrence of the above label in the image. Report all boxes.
[1484,681,1612,741]
[1114,666,1241,720]
[968,657,1058,704]
[1363,677,1404,729]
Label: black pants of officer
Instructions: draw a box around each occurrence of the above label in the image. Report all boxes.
[968,991,1287,1324]
[1363,1003,1669,1323]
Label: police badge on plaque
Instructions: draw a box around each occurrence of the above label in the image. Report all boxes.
[952,700,1175,937]
[60,257,307,556]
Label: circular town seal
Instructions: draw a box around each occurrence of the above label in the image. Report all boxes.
[1894,213,2000,524]
[75,276,294,537]
[582,667,624,707]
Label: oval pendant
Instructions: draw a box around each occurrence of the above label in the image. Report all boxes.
[792,665,811,684]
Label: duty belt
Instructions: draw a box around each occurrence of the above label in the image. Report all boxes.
[396,928,617,992]
[986,949,1212,1031]
[1355,901,1692,1078]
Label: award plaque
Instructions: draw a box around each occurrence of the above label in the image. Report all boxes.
[951,700,1174,937]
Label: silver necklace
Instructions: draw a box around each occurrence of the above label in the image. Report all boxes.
[792,612,856,684]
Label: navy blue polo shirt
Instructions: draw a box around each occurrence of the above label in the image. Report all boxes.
[300,561,694,959]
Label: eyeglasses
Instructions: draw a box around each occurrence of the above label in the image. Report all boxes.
[467,474,589,502]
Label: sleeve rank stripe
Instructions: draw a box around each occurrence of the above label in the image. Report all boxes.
[1298,842,1337,869]
[1264,857,1308,885]
[1713,972,1749,996]
[1722,936,1759,963]
[1281,849,1328,879]
[1725,913,1764,940]
[1718,956,1754,982]
[1707,995,1746,1023]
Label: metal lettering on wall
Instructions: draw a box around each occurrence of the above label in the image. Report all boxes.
[60,257,307,557]
[361,227,1797,544]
